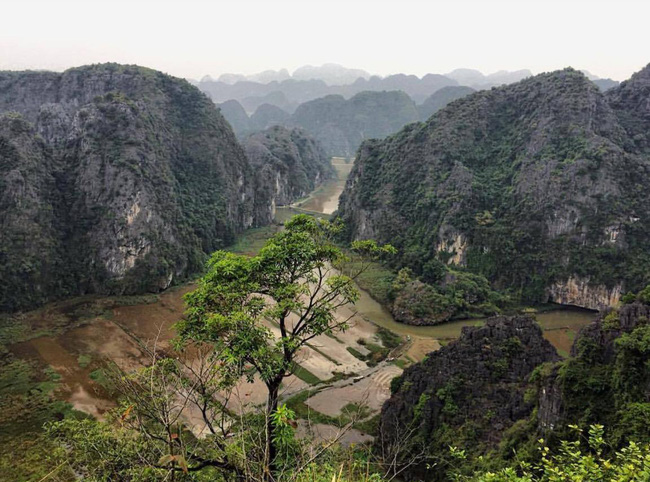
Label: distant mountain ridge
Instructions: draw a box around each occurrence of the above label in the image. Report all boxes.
[215,63,370,86]
[196,66,540,114]
[217,90,428,158]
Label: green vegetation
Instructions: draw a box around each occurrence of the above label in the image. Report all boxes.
[376,327,402,349]
[457,425,650,481]
[77,353,92,368]
[291,90,420,158]
[284,392,372,429]
[177,215,392,477]
[338,245,507,327]
[3,63,328,312]
[347,346,366,361]
[225,224,283,256]
[292,363,322,385]
[0,356,88,481]
[381,285,650,480]
[339,253,397,305]
[339,68,650,305]
[244,126,336,202]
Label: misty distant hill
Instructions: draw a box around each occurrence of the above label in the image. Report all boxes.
[196,66,538,113]
[292,63,371,85]
[445,68,533,88]
[217,63,369,86]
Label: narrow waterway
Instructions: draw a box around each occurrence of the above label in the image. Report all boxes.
[293,158,353,215]
[289,157,597,353]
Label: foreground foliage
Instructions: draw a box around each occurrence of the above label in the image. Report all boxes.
[459,425,650,481]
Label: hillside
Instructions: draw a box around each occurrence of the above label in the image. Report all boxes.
[418,85,475,121]
[291,90,420,157]
[249,103,291,132]
[197,72,458,112]
[217,90,422,157]
[382,315,559,480]
[339,67,650,309]
[381,289,650,480]
[607,63,650,153]
[217,99,250,135]
[243,126,334,218]
[0,64,284,312]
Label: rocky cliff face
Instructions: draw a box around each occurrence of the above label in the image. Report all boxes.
[340,67,650,307]
[242,126,334,221]
[381,315,559,480]
[536,299,650,438]
[381,296,650,478]
[0,63,275,312]
[607,63,650,153]
[547,275,622,310]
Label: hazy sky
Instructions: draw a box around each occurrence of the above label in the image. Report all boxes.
[1,0,649,81]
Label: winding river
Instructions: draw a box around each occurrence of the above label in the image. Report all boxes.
[288,158,597,355]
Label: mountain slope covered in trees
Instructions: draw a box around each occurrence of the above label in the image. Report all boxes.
[0,64,329,312]
[243,126,334,219]
[339,66,650,309]
[381,288,650,480]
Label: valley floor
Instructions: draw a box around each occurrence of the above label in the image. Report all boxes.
[0,158,598,479]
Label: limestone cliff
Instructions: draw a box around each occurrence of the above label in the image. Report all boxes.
[381,315,559,480]
[535,297,650,445]
[0,63,271,312]
[340,67,650,307]
[242,126,334,221]
[380,296,650,479]
[547,275,622,310]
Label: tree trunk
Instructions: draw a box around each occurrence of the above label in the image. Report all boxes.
[264,379,282,481]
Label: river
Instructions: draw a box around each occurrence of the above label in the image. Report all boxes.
[295,158,353,215]
[287,157,597,356]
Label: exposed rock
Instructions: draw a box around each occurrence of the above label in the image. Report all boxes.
[435,232,467,266]
[340,67,650,307]
[536,300,650,441]
[381,315,559,480]
[547,275,622,310]
[0,63,278,312]
[242,126,334,220]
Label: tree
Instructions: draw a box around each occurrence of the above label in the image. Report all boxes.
[177,214,395,480]
[47,339,241,481]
